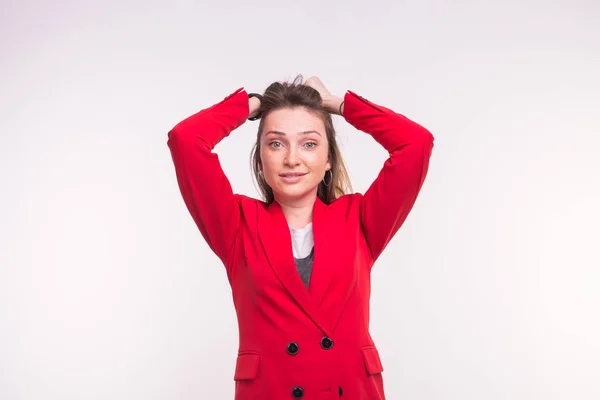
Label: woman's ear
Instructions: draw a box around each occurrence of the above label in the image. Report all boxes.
[325,161,331,171]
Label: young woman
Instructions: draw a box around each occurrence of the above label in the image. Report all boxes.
[167,76,434,399]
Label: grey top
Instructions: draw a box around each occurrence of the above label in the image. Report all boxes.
[294,246,314,289]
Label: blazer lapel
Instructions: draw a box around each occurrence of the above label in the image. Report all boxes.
[309,198,358,332]
[308,198,337,307]
[257,201,332,336]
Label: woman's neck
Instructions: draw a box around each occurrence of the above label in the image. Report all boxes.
[276,196,316,230]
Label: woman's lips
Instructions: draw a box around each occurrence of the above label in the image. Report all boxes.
[280,172,307,183]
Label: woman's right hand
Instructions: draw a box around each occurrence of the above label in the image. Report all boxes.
[248,95,262,119]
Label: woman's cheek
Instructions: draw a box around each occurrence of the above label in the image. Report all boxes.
[306,149,328,169]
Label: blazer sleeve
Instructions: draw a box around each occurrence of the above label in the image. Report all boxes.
[167,87,249,266]
[342,90,434,262]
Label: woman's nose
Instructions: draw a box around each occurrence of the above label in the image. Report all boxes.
[285,148,300,165]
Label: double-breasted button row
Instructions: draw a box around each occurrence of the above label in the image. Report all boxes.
[286,337,334,356]
[286,337,338,397]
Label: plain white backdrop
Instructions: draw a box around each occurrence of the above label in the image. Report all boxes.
[1,0,599,399]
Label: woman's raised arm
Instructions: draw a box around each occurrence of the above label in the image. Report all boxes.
[167,88,253,269]
[342,91,434,263]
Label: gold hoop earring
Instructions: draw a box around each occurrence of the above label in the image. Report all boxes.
[322,170,332,187]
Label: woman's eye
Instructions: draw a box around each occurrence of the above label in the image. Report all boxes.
[304,142,317,149]
[269,142,282,148]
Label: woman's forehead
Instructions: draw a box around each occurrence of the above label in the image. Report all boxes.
[263,108,325,135]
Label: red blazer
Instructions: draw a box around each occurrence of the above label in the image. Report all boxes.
[167,88,434,400]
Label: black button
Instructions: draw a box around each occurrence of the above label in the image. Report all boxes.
[287,342,299,355]
[291,386,304,398]
[320,336,334,350]
[339,386,343,396]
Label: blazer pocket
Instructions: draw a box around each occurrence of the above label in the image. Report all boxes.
[234,352,260,381]
[361,346,384,375]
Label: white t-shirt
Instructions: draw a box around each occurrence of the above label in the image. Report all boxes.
[289,222,314,259]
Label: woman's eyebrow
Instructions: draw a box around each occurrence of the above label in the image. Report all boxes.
[265,130,322,136]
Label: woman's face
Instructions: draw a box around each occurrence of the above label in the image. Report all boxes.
[260,107,330,205]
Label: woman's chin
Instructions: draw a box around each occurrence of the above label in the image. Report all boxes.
[273,184,318,203]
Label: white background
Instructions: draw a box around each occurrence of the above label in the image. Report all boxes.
[1,0,599,399]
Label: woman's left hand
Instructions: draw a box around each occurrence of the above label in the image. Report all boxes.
[305,76,344,115]
[305,76,332,101]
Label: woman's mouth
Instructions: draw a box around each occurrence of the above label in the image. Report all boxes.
[280,172,307,183]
